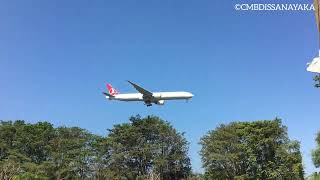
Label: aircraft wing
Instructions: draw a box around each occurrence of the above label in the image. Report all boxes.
[127,81,153,97]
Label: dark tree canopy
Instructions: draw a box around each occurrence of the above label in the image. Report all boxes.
[0,117,308,180]
[0,120,102,179]
[314,75,320,88]
[0,116,192,180]
[99,115,191,180]
[200,118,304,180]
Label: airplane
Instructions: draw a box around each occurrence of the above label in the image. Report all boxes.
[103,81,194,106]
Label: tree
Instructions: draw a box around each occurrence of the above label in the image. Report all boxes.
[0,117,191,179]
[314,75,320,88]
[200,118,304,180]
[312,131,320,171]
[100,115,191,180]
[48,127,102,179]
[0,160,21,180]
[0,120,102,179]
[307,172,320,180]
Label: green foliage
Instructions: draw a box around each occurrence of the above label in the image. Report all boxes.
[49,127,102,179]
[0,116,191,179]
[0,160,22,180]
[200,118,304,180]
[0,120,102,179]
[312,131,320,178]
[313,131,320,168]
[100,115,191,179]
[187,172,205,180]
[307,172,320,180]
[0,117,308,179]
[314,75,320,88]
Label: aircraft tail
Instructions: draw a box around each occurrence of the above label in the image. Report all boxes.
[106,84,119,96]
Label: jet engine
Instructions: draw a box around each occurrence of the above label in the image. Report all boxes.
[155,100,165,105]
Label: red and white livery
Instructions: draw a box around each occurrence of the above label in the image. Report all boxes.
[103,81,194,106]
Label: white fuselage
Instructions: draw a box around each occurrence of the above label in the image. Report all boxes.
[106,92,194,102]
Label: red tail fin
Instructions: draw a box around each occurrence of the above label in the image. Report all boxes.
[106,84,119,95]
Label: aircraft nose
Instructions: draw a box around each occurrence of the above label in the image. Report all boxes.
[188,92,194,97]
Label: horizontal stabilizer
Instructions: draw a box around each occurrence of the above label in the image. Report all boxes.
[102,92,114,97]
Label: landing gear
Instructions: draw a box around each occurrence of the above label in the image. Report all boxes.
[144,100,152,107]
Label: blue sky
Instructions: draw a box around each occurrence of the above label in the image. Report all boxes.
[0,0,319,175]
